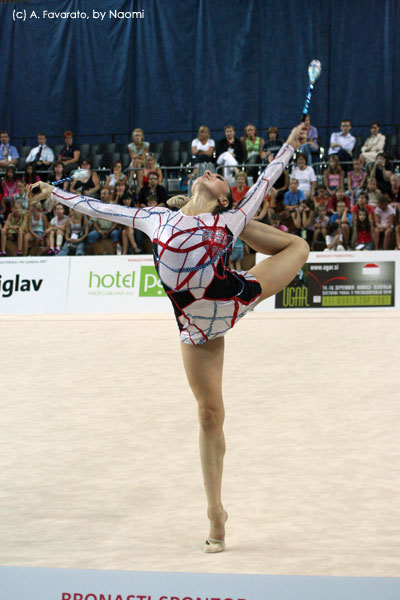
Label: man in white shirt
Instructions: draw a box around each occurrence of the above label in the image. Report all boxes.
[360,122,386,166]
[26,132,55,173]
[328,120,355,172]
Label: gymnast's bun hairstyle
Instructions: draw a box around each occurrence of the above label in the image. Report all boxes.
[167,195,190,209]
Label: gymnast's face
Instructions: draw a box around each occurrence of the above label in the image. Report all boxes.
[193,171,230,203]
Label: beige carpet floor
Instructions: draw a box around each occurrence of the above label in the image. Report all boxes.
[1,311,399,576]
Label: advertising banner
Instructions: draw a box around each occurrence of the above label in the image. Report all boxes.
[0,257,69,314]
[66,256,171,313]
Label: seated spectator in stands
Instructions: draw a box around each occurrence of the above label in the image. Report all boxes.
[314,184,329,209]
[369,153,392,196]
[45,161,68,217]
[58,131,80,174]
[360,122,385,166]
[138,171,167,206]
[366,176,380,208]
[46,202,69,255]
[327,186,350,212]
[216,125,244,181]
[284,178,305,211]
[231,171,250,205]
[23,163,41,186]
[291,200,313,242]
[70,158,100,198]
[120,195,141,255]
[0,192,6,226]
[0,200,25,256]
[111,181,133,205]
[270,212,289,232]
[325,221,346,251]
[373,194,395,250]
[26,132,54,172]
[298,115,319,165]
[135,152,163,190]
[191,125,215,164]
[128,128,150,185]
[87,194,121,254]
[324,154,344,197]
[389,174,400,204]
[229,237,244,271]
[241,124,264,179]
[352,208,374,250]
[328,119,355,172]
[347,157,367,205]
[23,201,50,256]
[0,131,19,168]
[1,164,19,203]
[351,191,375,228]
[104,160,128,191]
[311,205,329,250]
[12,181,29,212]
[290,152,316,199]
[260,126,283,162]
[58,210,88,256]
[253,188,277,224]
[329,199,352,246]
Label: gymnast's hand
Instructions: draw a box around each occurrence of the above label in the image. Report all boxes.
[286,123,307,150]
[27,182,55,202]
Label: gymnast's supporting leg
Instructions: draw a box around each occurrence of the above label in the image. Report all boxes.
[180,336,228,552]
[240,220,310,301]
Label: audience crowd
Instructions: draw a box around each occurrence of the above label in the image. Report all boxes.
[0,120,399,257]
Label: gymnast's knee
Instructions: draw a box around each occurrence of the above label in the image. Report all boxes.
[294,236,310,261]
[198,404,224,433]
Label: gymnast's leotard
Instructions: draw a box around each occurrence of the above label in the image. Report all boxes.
[51,143,294,344]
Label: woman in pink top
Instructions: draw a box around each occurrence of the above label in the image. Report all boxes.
[324,155,344,196]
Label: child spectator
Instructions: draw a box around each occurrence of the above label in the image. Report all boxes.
[347,158,367,205]
[270,212,289,232]
[369,153,392,196]
[328,186,350,212]
[46,202,69,254]
[1,164,19,200]
[366,177,380,208]
[121,195,141,255]
[23,164,41,186]
[311,205,329,250]
[229,238,244,271]
[284,178,305,211]
[23,201,50,256]
[112,181,133,205]
[329,200,352,247]
[58,210,88,256]
[12,181,29,212]
[325,221,346,251]
[373,194,395,250]
[324,154,344,197]
[290,152,316,199]
[351,192,375,228]
[0,200,25,256]
[231,171,250,205]
[260,126,284,162]
[314,185,330,209]
[291,200,313,242]
[352,208,374,250]
[104,160,128,191]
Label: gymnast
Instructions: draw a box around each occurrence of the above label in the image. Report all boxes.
[28,123,309,553]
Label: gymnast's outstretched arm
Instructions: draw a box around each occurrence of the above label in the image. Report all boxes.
[28,183,170,237]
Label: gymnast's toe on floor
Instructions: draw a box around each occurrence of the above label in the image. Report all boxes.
[203,537,226,553]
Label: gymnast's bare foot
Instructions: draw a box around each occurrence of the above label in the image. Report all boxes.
[203,507,228,553]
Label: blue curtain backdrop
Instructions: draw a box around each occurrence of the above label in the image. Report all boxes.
[0,0,399,144]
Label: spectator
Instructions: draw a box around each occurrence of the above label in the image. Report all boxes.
[314,184,329,209]
[351,191,375,228]
[311,205,329,250]
[291,200,313,242]
[12,181,29,212]
[298,115,319,165]
[70,158,100,198]
[352,208,374,250]
[327,186,350,212]
[253,188,277,223]
[1,164,19,200]
[112,181,132,205]
[290,152,316,199]
[23,201,50,256]
[128,128,150,184]
[229,238,244,271]
[138,171,168,206]
[46,202,69,254]
[26,132,54,172]
[104,160,128,191]
[328,119,355,171]
[389,174,400,204]
[284,178,305,211]
[121,195,141,255]
[260,126,283,162]
[241,124,264,179]
[324,154,344,197]
[373,194,395,250]
[347,157,367,205]
[58,210,89,256]
[23,163,41,186]
[369,153,392,196]
[49,161,68,190]
[231,171,250,205]
[0,192,6,226]
[0,131,19,167]
[216,125,244,181]
[136,152,163,190]
[58,131,80,173]
[270,212,289,232]
[325,221,346,251]
[0,200,25,256]
[191,125,215,164]
[360,122,385,166]
[366,176,380,208]
[329,199,352,246]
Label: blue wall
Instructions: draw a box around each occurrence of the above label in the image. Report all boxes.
[1,0,399,145]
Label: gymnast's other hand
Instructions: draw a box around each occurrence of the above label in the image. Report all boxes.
[27,182,55,202]
[286,123,307,150]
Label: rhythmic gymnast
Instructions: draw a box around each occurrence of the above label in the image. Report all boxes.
[29,123,309,553]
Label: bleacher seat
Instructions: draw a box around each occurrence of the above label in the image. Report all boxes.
[149,141,164,160]
[384,134,398,159]
[53,144,64,159]
[17,145,31,158]
[100,152,121,169]
[99,142,116,154]
[78,144,90,159]
[158,140,181,168]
